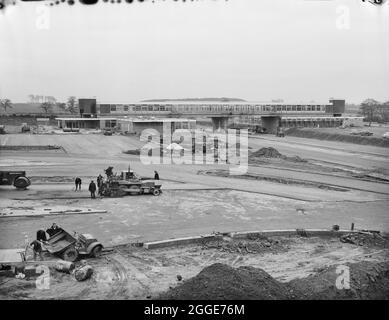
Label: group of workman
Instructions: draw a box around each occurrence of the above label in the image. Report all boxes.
[29,223,63,261]
[74,170,160,199]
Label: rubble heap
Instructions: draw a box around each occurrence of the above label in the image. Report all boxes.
[202,236,286,255]
[340,232,389,248]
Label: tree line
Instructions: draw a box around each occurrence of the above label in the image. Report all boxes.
[359,99,389,125]
[0,97,78,114]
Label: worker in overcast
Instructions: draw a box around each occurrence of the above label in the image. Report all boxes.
[46,223,63,238]
[88,180,97,199]
[96,174,103,195]
[154,170,159,180]
[30,239,44,261]
[75,177,82,191]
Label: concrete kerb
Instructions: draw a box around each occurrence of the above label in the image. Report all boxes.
[228,229,360,239]
[142,228,369,250]
[143,234,224,249]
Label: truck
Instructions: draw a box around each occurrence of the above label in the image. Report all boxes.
[45,229,103,262]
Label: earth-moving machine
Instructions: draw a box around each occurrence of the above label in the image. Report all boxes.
[45,229,103,262]
[99,167,162,197]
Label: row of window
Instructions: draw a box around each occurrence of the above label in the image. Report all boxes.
[99,104,326,113]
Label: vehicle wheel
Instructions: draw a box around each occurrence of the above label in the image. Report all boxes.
[153,189,161,196]
[14,176,30,189]
[61,247,78,262]
[91,245,103,258]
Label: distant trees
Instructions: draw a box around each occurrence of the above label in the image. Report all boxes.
[67,96,77,114]
[29,95,57,104]
[359,99,389,125]
[56,102,67,113]
[0,99,13,113]
[40,102,54,114]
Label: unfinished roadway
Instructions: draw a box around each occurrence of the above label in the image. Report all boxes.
[0,133,388,249]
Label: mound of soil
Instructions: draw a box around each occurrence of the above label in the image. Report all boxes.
[250,147,282,158]
[249,147,307,163]
[158,263,296,300]
[160,261,389,300]
[286,128,389,148]
[289,261,389,300]
[122,149,141,155]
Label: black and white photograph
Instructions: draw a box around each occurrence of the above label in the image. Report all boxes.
[0,0,388,306]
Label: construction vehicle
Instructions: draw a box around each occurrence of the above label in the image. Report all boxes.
[100,167,162,197]
[45,229,103,262]
[0,171,31,189]
[103,129,113,136]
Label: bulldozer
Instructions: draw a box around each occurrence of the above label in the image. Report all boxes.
[99,167,162,197]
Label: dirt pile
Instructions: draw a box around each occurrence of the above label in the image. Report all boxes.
[286,128,389,148]
[160,261,389,300]
[122,149,141,155]
[202,237,286,255]
[159,263,296,300]
[250,147,282,158]
[249,147,307,163]
[289,261,389,300]
[340,232,389,248]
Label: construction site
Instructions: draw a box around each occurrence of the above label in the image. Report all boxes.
[1,0,388,304]
[0,109,389,300]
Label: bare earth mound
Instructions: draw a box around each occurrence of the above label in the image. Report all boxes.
[289,261,389,300]
[249,147,307,163]
[158,263,296,300]
[160,260,389,300]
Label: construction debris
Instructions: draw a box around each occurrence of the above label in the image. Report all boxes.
[74,264,93,281]
[340,232,389,248]
[55,260,75,274]
[202,237,285,255]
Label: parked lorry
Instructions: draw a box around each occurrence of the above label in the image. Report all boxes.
[0,171,31,189]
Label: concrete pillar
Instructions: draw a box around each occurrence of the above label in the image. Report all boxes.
[211,117,229,131]
[261,116,280,134]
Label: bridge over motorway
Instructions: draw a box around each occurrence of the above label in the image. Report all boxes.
[93,99,347,132]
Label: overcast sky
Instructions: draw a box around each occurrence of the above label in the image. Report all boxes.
[0,0,388,104]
